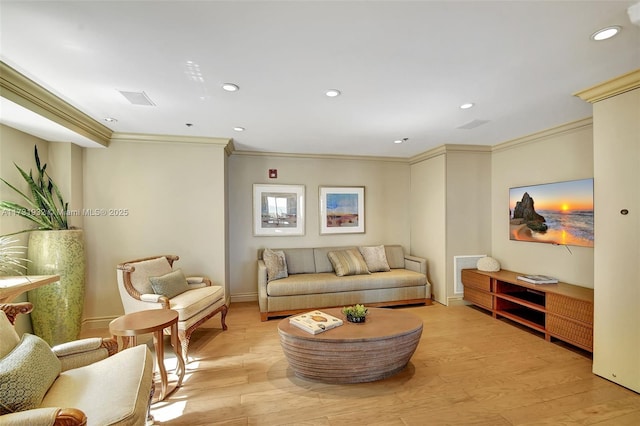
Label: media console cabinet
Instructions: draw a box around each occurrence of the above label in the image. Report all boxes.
[462,269,594,352]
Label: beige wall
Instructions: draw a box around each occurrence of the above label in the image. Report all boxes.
[82,136,229,328]
[591,86,639,392]
[48,142,84,230]
[445,148,492,302]
[228,153,412,301]
[491,119,595,288]
[409,154,446,303]
[409,146,492,305]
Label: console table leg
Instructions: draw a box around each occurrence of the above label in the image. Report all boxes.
[153,330,168,401]
[171,323,186,387]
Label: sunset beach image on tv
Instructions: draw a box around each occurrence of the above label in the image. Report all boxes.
[509,178,594,248]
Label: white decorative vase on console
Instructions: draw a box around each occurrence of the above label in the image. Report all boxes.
[27,229,85,346]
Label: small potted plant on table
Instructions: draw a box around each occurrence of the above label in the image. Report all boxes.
[342,304,368,323]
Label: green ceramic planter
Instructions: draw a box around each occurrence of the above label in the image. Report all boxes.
[27,230,85,346]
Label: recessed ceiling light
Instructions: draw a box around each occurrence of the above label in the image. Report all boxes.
[326,89,341,97]
[591,26,622,41]
[104,117,117,123]
[233,127,245,132]
[394,137,408,144]
[222,83,239,92]
[460,103,474,109]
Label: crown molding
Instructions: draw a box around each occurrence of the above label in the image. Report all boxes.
[224,140,236,156]
[111,132,232,148]
[231,150,409,163]
[492,117,593,153]
[0,61,112,147]
[574,69,640,104]
[409,144,491,165]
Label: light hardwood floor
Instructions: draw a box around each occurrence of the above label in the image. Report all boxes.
[98,302,640,425]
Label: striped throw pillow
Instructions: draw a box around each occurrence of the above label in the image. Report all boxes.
[327,249,371,277]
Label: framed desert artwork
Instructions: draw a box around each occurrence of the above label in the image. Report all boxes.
[319,186,365,234]
[253,184,305,236]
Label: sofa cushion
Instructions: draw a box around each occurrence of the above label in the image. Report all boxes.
[128,256,172,295]
[170,285,225,321]
[0,311,20,359]
[327,249,371,277]
[314,246,356,273]
[41,344,153,426]
[266,269,426,296]
[281,248,316,274]
[150,269,191,298]
[0,333,61,415]
[263,248,288,282]
[384,245,406,269]
[359,245,391,272]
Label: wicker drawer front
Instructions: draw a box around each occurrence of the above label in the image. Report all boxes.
[547,314,593,351]
[461,270,491,292]
[546,293,593,325]
[464,287,493,310]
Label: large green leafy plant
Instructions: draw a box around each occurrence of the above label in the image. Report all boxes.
[0,236,30,275]
[0,145,69,236]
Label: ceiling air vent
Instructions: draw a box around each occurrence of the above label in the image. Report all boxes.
[118,90,156,106]
[457,119,489,130]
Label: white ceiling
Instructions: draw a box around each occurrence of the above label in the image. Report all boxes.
[1,1,639,158]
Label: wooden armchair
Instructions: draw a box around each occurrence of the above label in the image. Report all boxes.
[116,255,228,362]
[0,303,153,426]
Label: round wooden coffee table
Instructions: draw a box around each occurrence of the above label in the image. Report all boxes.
[109,309,185,401]
[278,307,423,383]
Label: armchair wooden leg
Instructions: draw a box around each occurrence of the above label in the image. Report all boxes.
[146,381,155,425]
[220,304,229,330]
[178,330,190,364]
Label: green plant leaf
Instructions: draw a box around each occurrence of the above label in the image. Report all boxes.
[0,145,70,235]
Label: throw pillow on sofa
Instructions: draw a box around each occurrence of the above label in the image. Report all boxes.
[0,333,61,414]
[149,269,191,298]
[327,249,371,277]
[263,248,288,282]
[358,245,391,272]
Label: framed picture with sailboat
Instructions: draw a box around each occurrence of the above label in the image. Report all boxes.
[253,184,305,236]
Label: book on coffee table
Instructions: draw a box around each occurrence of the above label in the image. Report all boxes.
[517,274,558,284]
[289,310,343,334]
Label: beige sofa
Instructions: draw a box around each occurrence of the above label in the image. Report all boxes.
[258,245,431,321]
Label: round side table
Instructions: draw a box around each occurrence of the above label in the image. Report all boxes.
[109,309,185,401]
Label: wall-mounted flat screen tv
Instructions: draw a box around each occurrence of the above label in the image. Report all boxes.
[509,178,594,248]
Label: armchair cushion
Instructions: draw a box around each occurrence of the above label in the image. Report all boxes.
[41,344,153,426]
[0,333,61,415]
[129,256,172,295]
[0,312,20,358]
[170,285,225,321]
[150,268,190,298]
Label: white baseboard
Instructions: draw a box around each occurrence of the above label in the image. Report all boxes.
[447,296,471,306]
[82,316,119,330]
[230,292,258,303]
